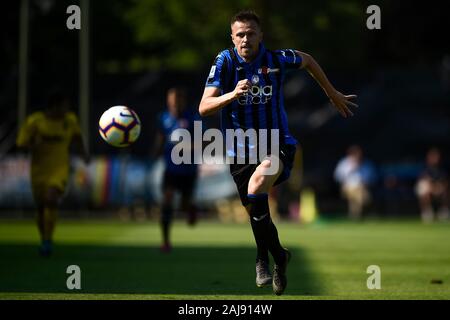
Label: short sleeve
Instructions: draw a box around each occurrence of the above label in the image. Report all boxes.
[275,49,303,71]
[67,112,82,136]
[205,51,228,89]
[16,113,39,147]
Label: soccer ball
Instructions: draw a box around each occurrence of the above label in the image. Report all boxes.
[98,106,141,147]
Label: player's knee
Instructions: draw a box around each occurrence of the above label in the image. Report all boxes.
[248,174,264,194]
[260,156,283,177]
[162,189,175,204]
[181,196,192,209]
[260,159,272,169]
[45,189,61,207]
[161,203,173,222]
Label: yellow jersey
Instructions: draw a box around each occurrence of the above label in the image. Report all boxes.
[16,111,82,186]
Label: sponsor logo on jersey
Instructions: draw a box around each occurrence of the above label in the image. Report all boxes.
[238,80,273,105]
[258,66,280,75]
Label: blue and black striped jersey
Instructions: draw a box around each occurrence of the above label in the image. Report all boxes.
[205,43,301,157]
[158,109,200,174]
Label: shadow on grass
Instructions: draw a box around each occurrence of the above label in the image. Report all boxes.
[0,244,323,296]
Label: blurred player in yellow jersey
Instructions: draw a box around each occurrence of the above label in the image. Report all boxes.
[16,92,89,257]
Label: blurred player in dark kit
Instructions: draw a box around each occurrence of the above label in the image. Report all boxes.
[154,87,200,253]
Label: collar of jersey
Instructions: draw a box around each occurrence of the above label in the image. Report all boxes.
[233,43,266,67]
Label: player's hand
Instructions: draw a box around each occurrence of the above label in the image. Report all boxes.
[328,91,358,118]
[233,79,252,99]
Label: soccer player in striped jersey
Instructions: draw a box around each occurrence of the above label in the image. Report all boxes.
[199,10,357,295]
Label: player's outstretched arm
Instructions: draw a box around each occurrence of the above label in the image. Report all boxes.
[199,79,252,116]
[297,51,358,118]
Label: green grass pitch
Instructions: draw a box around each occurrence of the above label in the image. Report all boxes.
[0,218,449,300]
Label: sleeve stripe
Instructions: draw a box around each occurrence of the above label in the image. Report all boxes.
[205,51,227,88]
[289,49,296,64]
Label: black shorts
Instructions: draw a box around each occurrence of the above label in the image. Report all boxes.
[163,170,197,198]
[229,144,297,207]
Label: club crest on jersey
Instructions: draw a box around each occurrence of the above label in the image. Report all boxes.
[258,66,280,75]
[251,75,260,84]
